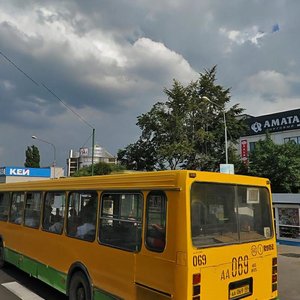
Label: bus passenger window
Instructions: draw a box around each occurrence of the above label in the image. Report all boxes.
[146,191,167,252]
[9,192,25,224]
[0,192,10,221]
[67,191,98,241]
[42,192,65,234]
[99,192,143,252]
[24,192,42,228]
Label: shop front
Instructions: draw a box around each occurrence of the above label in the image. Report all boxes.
[273,193,300,246]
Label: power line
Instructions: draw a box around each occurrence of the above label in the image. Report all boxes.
[41,83,94,129]
[0,50,40,86]
[81,131,94,148]
[0,49,94,129]
[0,49,97,175]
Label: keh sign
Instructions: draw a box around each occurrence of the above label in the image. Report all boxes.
[2,167,51,177]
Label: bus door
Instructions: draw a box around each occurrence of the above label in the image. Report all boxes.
[135,191,173,300]
[5,192,26,266]
[97,192,143,299]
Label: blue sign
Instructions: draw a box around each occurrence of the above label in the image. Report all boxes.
[1,167,51,177]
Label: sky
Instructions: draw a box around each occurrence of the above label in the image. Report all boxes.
[0,0,299,171]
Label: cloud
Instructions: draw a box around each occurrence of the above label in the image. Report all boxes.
[233,70,300,116]
[0,0,299,169]
[245,70,290,98]
[219,26,266,48]
[0,79,15,91]
[128,37,197,84]
[219,22,280,54]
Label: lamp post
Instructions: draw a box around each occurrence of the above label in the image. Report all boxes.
[32,135,57,178]
[202,96,228,164]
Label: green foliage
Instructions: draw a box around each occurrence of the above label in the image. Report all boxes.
[118,66,247,171]
[24,145,40,168]
[72,162,126,177]
[248,134,300,192]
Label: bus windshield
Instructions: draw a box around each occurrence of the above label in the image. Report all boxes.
[191,182,273,247]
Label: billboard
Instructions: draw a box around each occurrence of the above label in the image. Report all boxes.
[80,147,89,156]
[244,108,300,136]
[0,167,51,177]
[241,139,248,163]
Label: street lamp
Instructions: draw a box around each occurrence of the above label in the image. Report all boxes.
[32,135,57,178]
[202,96,228,164]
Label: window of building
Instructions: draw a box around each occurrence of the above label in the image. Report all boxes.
[24,192,42,229]
[67,191,98,241]
[145,191,167,252]
[99,192,143,252]
[9,192,25,224]
[42,192,65,234]
[284,136,300,144]
[277,206,300,240]
[249,142,256,152]
[0,192,10,221]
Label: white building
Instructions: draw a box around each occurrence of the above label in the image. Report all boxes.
[238,108,300,163]
[238,108,300,246]
[67,144,117,176]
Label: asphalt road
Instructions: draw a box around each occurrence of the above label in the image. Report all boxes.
[277,243,300,300]
[0,244,298,300]
[0,263,67,300]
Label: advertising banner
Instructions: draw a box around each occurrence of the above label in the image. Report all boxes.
[241,139,248,163]
[3,167,51,177]
[245,108,300,136]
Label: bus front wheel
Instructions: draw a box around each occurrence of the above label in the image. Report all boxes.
[69,271,91,300]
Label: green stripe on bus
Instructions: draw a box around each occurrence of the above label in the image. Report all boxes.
[4,247,120,299]
[94,288,121,300]
[4,248,67,294]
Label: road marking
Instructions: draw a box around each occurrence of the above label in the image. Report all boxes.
[2,281,44,300]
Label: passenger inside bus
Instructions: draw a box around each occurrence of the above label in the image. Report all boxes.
[49,221,63,233]
[76,208,95,240]
[147,223,166,250]
[67,208,79,235]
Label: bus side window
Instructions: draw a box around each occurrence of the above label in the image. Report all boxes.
[145,191,167,252]
[99,192,143,252]
[67,191,98,242]
[42,192,65,234]
[0,192,10,222]
[24,192,42,229]
[9,192,25,225]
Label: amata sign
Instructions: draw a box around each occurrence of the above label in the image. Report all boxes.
[245,108,300,136]
[0,167,51,177]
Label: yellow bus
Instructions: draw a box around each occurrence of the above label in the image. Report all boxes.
[0,170,278,300]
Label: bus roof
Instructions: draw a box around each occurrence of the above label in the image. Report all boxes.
[0,170,270,192]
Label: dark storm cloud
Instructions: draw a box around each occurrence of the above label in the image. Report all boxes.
[0,0,300,167]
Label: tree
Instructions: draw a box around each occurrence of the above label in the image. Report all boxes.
[24,145,40,168]
[118,66,247,171]
[72,162,126,177]
[248,134,300,192]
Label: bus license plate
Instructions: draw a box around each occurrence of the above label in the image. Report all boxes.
[229,285,250,299]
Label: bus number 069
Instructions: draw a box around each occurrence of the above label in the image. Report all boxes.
[193,254,207,266]
[232,255,249,277]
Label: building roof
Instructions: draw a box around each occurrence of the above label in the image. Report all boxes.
[273,193,300,204]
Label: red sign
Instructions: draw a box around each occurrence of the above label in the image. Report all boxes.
[241,139,248,163]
